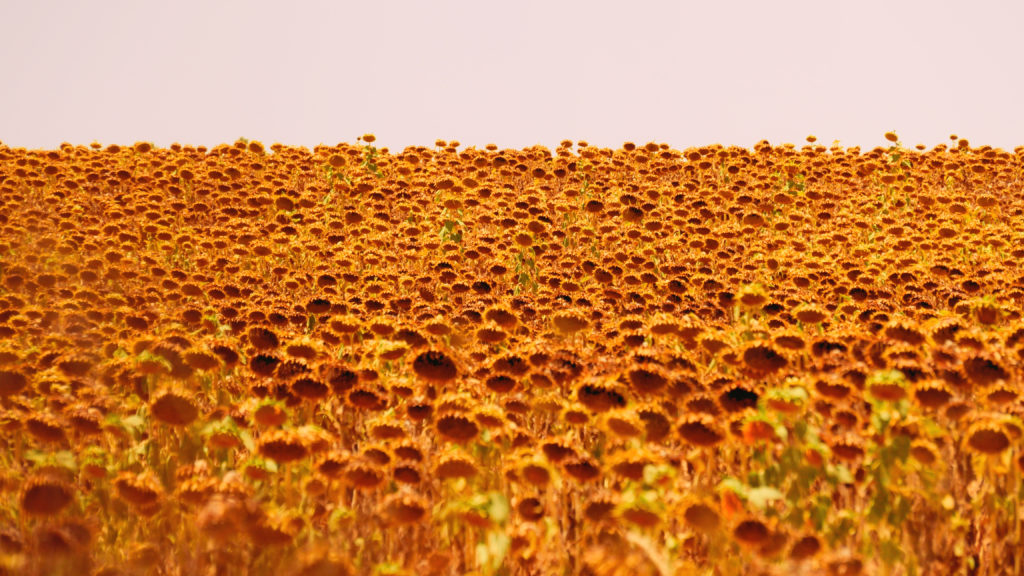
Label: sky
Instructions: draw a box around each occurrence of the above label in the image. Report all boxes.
[2,0,1022,152]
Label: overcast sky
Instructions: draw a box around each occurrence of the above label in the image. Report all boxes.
[2,0,1021,152]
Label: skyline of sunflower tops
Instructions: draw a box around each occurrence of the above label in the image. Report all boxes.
[0,133,1023,574]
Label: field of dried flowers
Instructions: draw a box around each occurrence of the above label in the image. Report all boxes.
[0,133,1023,575]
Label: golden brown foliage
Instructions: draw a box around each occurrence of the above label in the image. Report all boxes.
[0,135,1022,574]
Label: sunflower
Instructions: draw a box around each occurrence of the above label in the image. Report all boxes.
[411,350,458,383]
[966,420,1012,455]
[740,342,788,376]
[678,414,725,447]
[381,491,429,525]
[150,389,199,426]
[21,474,74,516]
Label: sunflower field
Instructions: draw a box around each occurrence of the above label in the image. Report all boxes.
[1,133,1023,575]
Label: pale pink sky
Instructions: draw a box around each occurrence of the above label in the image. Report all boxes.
[2,0,1022,151]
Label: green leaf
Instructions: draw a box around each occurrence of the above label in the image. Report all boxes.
[54,450,77,471]
[328,506,353,531]
[811,494,831,530]
[130,439,150,458]
[868,489,890,523]
[867,369,906,388]
[891,434,912,463]
[122,414,146,433]
[718,477,748,499]
[880,538,904,565]
[889,494,912,527]
[373,562,404,575]
[827,512,855,545]
[486,492,510,525]
[136,350,172,372]
[829,464,854,485]
[784,507,805,529]
[476,530,510,574]
[747,486,784,511]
